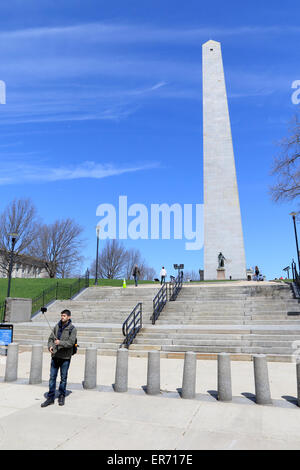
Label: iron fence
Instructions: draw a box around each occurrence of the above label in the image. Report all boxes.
[0,301,5,323]
[31,273,89,316]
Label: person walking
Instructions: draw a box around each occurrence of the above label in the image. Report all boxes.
[160,266,167,285]
[132,264,141,287]
[254,266,260,281]
[41,309,77,407]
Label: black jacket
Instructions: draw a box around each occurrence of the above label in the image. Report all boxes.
[48,319,77,360]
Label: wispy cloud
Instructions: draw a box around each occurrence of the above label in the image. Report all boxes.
[0,82,167,125]
[1,22,300,45]
[0,160,161,185]
[0,21,298,127]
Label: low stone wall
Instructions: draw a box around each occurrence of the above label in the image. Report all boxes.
[4,298,32,323]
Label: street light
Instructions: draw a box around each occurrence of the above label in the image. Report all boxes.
[283,266,291,279]
[173,264,184,277]
[7,232,18,298]
[95,226,100,285]
[290,212,300,273]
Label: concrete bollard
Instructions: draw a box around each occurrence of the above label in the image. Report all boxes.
[146,350,160,395]
[297,362,300,407]
[4,343,19,382]
[253,354,272,405]
[217,352,232,402]
[83,347,97,389]
[114,348,129,393]
[29,344,43,384]
[181,352,197,399]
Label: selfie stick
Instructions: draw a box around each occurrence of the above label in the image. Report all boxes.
[41,307,57,339]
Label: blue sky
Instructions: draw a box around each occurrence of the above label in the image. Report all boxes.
[0,0,299,279]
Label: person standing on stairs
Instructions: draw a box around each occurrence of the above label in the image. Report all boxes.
[132,264,141,287]
[160,266,167,285]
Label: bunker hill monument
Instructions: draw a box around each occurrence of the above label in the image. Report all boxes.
[202,40,246,280]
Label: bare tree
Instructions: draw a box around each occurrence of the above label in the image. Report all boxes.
[124,248,145,279]
[122,247,156,280]
[270,114,300,205]
[91,240,156,280]
[91,239,129,279]
[32,219,84,278]
[142,266,156,281]
[0,198,40,275]
[182,270,199,281]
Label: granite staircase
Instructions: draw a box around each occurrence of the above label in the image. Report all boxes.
[12,282,300,361]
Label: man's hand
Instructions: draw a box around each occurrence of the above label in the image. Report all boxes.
[54,339,60,345]
[49,347,54,353]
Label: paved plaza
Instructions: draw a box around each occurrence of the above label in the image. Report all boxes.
[0,350,300,450]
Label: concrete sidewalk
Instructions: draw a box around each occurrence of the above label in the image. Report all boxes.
[0,351,299,450]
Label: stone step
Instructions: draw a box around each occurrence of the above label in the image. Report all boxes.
[133,338,295,347]
[129,344,294,354]
[138,333,300,341]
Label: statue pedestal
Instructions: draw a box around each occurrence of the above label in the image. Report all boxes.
[217,268,225,280]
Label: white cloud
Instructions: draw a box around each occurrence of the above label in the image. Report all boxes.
[0,160,161,185]
[1,22,300,44]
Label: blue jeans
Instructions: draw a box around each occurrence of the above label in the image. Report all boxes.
[48,357,70,399]
[134,275,138,286]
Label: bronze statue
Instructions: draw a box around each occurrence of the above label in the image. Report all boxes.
[218,252,226,268]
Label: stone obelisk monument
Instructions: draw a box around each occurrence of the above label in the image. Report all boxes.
[202,40,246,280]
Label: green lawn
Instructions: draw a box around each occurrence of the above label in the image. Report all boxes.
[0,278,75,304]
[0,277,156,304]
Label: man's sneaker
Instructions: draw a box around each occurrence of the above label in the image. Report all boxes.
[58,395,65,406]
[41,398,54,408]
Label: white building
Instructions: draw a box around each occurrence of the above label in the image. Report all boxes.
[0,251,49,278]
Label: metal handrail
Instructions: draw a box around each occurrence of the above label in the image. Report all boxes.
[122,302,142,348]
[168,271,183,301]
[291,260,300,298]
[152,282,167,325]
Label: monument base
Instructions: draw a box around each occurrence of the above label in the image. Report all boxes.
[217,268,225,280]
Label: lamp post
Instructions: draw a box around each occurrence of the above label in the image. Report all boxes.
[95,226,100,285]
[173,264,184,277]
[290,212,300,273]
[7,232,18,298]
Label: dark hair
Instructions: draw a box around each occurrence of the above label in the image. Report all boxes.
[61,309,71,316]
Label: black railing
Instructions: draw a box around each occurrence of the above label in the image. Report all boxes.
[122,302,142,348]
[31,273,89,316]
[0,301,6,323]
[152,282,168,325]
[291,260,300,298]
[168,271,183,301]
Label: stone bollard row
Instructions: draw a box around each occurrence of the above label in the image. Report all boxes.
[217,352,232,402]
[253,354,272,405]
[83,347,97,389]
[3,344,300,408]
[297,363,300,408]
[114,348,128,393]
[4,343,19,382]
[146,350,160,395]
[29,344,43,384]
[182,351,197,399]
